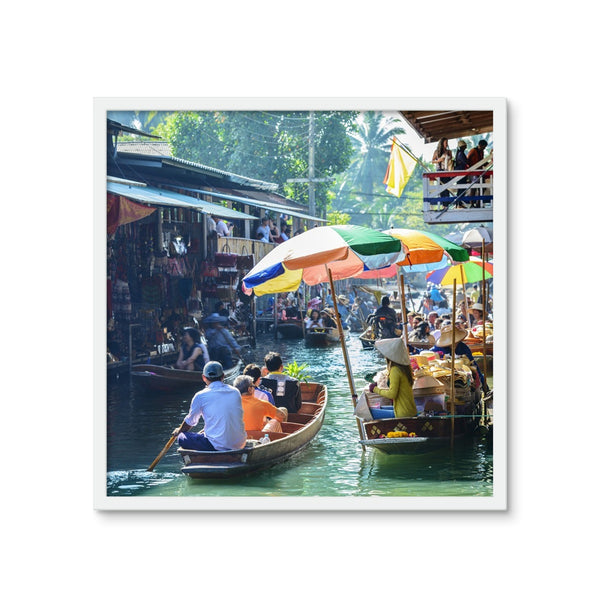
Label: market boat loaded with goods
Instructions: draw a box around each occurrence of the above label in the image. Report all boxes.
[354,349,485,454]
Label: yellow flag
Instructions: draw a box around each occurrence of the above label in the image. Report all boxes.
[383,137,417,197]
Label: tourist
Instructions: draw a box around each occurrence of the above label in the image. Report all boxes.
[432,317,444,342]
[172,361,247,452]
[467,139,489,204]
[408,321,435,345]
[255,218,273,243]
[368,337,417,418]
[214,216,232,237]
[243,363,275,405]
[175,327,209,372]
[372,295,399,339]
[203,313,242,369]
[234,375,288,434]
[469,303,485,327]
[432,137,453,199]
[261,352,303,413]
[305,309,322,330]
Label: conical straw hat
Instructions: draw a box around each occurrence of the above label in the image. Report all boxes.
[374,337,410,366]
[437,325,467,347]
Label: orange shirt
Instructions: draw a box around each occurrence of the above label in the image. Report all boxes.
[241,393,279,431]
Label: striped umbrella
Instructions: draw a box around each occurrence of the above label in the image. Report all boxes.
[242,225,405,296]
[355,228,469,278]
[426,257,493,286]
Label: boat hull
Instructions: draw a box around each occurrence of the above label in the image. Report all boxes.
[359,393,482,454]
[131,360,242,393]
[178,382,327,479]
[275,320,304,339]
[305,329,340,347]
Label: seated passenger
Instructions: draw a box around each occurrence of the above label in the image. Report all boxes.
[243,363,275,405]
[320,309,336,328]
[260,351,303,413]
[175,327,209,371]
[408,321,436,345]
[173,361,247,451]
[304,309,322,330]
[234,375,288,434]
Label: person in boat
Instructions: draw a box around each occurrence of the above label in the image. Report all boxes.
[430,324,488,393]
[372,296,399,339]
[260,352,303,413]
[172,361,247,452]
[305,309,323,330]
[175,327,210,372]
[243,363,275,405]
[203,313,242,370]
[234,375,288,434]
[319,309,336,329]
[408,321,436,346]
[336,295,351,329]
[281,299,299,320]
[468,303,485,327]
[368,337,417,418]
[214,301,230,318]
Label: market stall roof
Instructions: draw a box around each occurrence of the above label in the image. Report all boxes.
[107,181,258,220]
[170,186,327,223]
[399,110,493,143]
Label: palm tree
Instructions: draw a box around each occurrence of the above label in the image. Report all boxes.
[332,111,409,224]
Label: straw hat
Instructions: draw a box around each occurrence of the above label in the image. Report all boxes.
[437,325,467,347]
[469,303,484,312]
[202,313,228,325]
[413,375,445,396]
[374,337,410,366]
[337,295,350,305]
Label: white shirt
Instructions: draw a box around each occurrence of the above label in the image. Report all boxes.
[184,381,246,450]
[256,224,270,241]
[215,220,230,237]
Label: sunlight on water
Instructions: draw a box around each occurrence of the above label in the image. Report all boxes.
[106,333,493,498]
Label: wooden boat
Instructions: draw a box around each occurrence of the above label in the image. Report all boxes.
[131,359,243,393]
[275,319,304,339]
[305,327,341,347]
[357,386,483,454]
[178,382,327,479]
[359,328,376,350]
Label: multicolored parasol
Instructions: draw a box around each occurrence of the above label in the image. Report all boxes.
[242,225,405,296]
[426,257,493,286]
[355,228,469,279]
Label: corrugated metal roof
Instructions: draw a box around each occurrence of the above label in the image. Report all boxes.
[107,181,258,220]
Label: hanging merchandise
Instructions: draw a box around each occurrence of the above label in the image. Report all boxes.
[237,245,254,270]
[214,243,238,268]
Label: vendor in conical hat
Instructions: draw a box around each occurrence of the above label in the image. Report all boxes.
[431,324,488,393]
[368,337,417,418]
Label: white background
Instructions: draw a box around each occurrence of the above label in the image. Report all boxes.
[2,2,595,598]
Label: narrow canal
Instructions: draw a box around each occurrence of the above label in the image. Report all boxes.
[106,331,493,497]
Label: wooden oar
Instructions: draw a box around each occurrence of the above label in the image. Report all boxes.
[147,418,186,472]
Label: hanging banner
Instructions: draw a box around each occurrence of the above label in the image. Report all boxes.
[107,193,156,235]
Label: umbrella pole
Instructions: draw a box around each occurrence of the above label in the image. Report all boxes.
[327,268,364,445]
[481,242,487,382]
[397,268,408,345]
[451,279,457,449]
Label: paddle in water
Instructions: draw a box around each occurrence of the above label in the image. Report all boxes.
[147,418,186,472]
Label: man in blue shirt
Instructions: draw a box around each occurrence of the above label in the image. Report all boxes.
[173,361,247,451]
[203,313,241,369]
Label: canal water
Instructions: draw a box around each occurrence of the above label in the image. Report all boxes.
[106,331,493,498]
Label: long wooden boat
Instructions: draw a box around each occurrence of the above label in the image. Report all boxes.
[275,319,304,339]
[131,360,243,393]
[358,387,483,454]
[359,328,376,350]
[178,382,327,479]
[305,327,341,347]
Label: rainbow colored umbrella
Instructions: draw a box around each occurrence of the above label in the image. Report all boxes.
[355,228,469,279]
[242,225,405,296]
[426,257,493,286]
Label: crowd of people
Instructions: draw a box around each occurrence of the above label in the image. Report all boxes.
[431,137,493,208]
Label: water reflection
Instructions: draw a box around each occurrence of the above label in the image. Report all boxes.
[106,332,493,498]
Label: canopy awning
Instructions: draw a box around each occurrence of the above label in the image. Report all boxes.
[174,186,327,223]
[106,181,258,220]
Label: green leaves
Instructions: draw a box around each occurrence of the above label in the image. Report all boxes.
[283,360,311,382]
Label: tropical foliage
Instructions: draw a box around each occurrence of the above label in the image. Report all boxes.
[152,111,357,216]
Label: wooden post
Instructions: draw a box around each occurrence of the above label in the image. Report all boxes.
[327,268,365,444]
[397,268,408,345]
[481,241,488,381]
[450,280,457,448]
[273,294,278,339]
